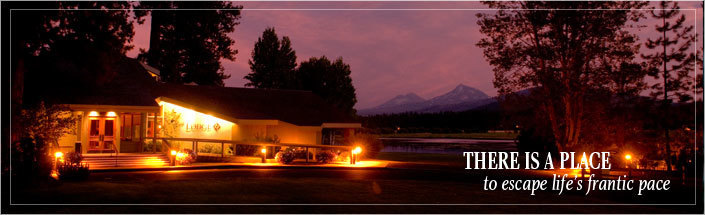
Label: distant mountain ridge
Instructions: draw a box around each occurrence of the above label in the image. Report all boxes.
[375,93,425,109]
[358,84,495,115]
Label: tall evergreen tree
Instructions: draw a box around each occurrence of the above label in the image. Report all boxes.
[12,1,137,58]
[297,56,357,114]
[9,1,138,177]
[641,0,697,171]
[137,2,241,86]
[476,1,648,151]
[245,27,298,89]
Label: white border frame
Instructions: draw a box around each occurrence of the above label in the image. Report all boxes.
[5,4,702,207]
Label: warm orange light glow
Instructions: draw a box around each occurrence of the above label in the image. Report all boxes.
[55,151,64,158]
[176,152,185,158]
[88,111,99,117]
[142,157,167,166]
[171,150,177,156]
[106,111,117,117]
[261,148,267,154]
[159,101,234,138]
[625,154,632,160]
[579,154,590,170]
[346,160,384,167]
[352,146,362,154]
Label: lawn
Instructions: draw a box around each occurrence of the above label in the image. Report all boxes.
[7,167,701,213]
[379,132,518,140]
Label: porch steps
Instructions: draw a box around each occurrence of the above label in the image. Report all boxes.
[82,153,170,169]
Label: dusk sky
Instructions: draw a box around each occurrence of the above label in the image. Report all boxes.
[125,1,703,109]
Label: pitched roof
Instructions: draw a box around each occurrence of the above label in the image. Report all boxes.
[23,50,357,126]
[23,55,159,107]
[156,83,357,126]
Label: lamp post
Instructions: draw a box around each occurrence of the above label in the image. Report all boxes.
[578,154,589,180]
[261,147,267,163]
[54,151,64,170]
[625,154,632,178]
[351,146,362,165]
[170,150,177,166]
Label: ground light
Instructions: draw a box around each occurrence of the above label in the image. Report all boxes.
[52,151,64,179]
[580,154,588,179]
[261,148,267,163]
[170,150,177,166]
[54,151,64,163]
[351,146,362,164]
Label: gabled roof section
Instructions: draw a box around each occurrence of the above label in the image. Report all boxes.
[156,84,358,126]
[22,54,160,108]
[140,62,161,81]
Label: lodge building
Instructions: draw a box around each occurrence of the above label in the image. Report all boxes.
[21,53,360,165]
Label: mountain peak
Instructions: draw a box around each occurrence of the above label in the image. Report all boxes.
[427,84,489,106]
[358,84,492,115]
[451,83,472,92]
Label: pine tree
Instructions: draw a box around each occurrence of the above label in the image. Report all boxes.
[137,2,241,86]
[641,0,697,172]
[245,27,298,89]
[297,56,358,114]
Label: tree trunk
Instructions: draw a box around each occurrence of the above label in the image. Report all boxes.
[147,10,162,67]
[662,15,673,172]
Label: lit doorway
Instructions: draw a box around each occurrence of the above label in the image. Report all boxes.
[88,113,116,153]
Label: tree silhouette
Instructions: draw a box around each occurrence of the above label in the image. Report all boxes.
[12,1,137,58]
[137,2,241,86]
[641,0,698,171]
[476,1,648,151]
[297,56,357,114]
[9,2,139,168]
[245,27,298,89]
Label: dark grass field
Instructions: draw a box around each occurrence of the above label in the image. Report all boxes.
[4,152,703,213]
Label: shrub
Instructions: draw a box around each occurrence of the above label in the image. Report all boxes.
[57,162,89,181]
[336,151,351,162]
[316,150,337,164]
[198,144,222,154]
[178,149,196,165]
[12,138,53,182]
[65,151,83,165]
[293,147,314,160]
[275,148,296,164]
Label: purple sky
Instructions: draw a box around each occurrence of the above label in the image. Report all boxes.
[126,1,703,109]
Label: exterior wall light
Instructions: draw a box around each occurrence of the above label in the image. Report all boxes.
[261,148,267,163]
[106,111,117,117]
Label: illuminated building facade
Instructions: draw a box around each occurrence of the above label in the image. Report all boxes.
[28,56,360,156]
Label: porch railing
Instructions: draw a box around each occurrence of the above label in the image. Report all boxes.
[157,137,354,163]
[109,142,119,166]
